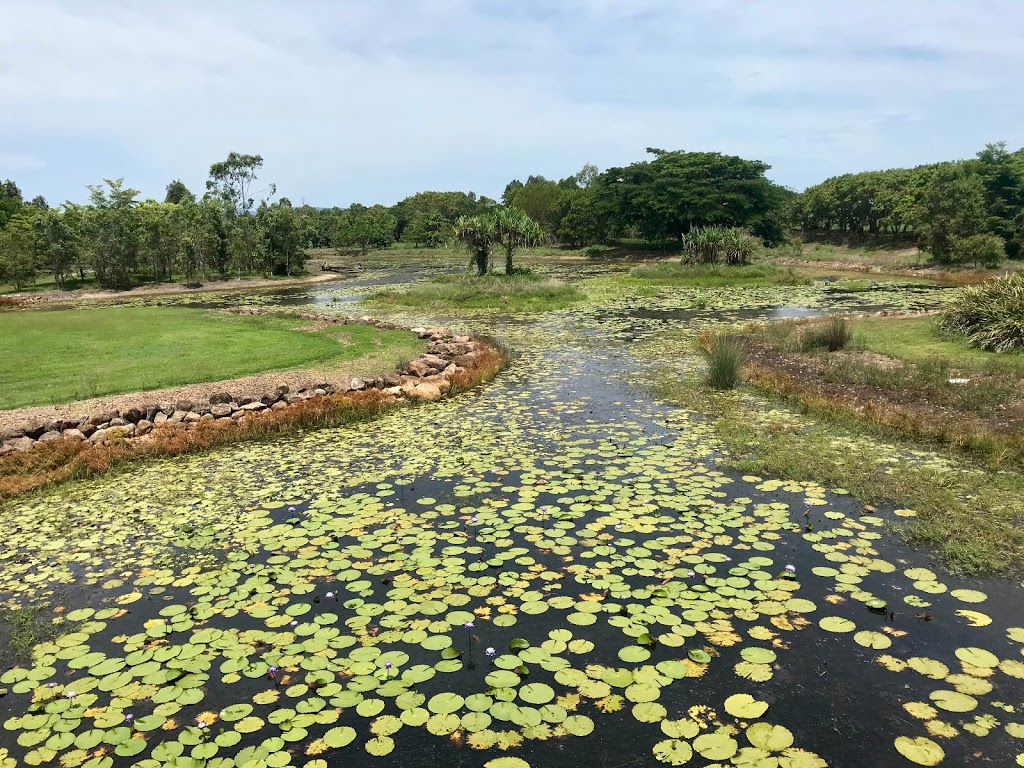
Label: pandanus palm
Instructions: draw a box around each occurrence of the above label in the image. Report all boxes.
[452,214,498,275]
[492,206,545,274]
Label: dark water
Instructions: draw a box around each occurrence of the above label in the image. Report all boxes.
[1,269,1020,768]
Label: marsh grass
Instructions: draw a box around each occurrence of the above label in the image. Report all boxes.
[697,332,746,390]
[629,262,810,287]
[653,374,1024,574]
[368,273,584,312]
[799,316,852,352]
[0,604,61,664]
[0,343,508,501]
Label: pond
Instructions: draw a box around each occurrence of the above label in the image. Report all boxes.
[1,267,1021,768]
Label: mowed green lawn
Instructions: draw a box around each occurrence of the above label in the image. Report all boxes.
[853,316,1024,372]
[0,307,422,410]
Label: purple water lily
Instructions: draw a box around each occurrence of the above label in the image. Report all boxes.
[785,564,796,573]
[464,621,474,630]
[485,647,497,658]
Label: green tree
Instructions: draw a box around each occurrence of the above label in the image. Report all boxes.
[556,188,609,246]
[31,209,78,290]
[164,179,195,205]
[0,215,39,289]
[83,178,142,288]
[259,202,307,275]
[333,204,397,254]
[914,162,987,263]
[950,233,1006,268]
[453,213,498,275]
[206,152,273,272]
[504,176,562,234]
[0,179,24,229]
[493,206,544,273]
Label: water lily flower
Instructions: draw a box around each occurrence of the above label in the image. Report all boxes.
[471,517,478,524]
[785,564,796,573]
[325,592,335,599]
[485,647,497,657]
[290,620,298,626]
[615,524,622,530]
[687,571,696,578]
[47,682,56,689]
[124,714,135,723]
[66,691,76,699]
[464,622,474,630]
[288,507,296,514]
[267,666,279,680]
[724,556,731,562]
[384,662,393,670]
[197,720,208,730]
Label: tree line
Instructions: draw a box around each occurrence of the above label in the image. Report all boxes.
[4,141,1023,290]
[789,142,1024,265]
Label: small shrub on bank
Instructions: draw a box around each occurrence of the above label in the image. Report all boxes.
[800,316,852,352]
[697,332,746,390]
[938,271,1024,352]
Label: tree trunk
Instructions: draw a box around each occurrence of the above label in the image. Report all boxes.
[505,244,514,274]
[475,249,488,275]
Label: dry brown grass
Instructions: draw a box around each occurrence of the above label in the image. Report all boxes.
[0,342,507,502]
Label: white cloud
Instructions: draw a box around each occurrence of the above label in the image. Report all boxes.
[2,1,1022,203]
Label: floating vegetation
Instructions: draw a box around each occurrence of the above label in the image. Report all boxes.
[0,265,1020,768]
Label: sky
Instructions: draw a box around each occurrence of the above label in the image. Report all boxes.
[2,1,1023,207]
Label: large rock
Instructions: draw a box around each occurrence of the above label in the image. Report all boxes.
[0,429,25,442]
[421,354,449,370]
[135,420,153,437]
[62,428,87,441]
[38,431,62,443]
[406,359,433,378]
[168,411,187,424]
[6,436,37,452]
[153,412,168,425]
[210,403,233,418]
[122,407,144,423]
[176,399,194,413]
[158,401,175,416]
[89,428,109,443]
[348,378,366,391]
[183,412,202,423]
[89,410,118,426]
[209,392,233,405]
[412,383,443,401]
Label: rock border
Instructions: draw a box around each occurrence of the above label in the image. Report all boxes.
[0,312,486,455]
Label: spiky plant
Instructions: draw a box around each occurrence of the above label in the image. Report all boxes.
[492,206,545,274]
[452,214,498,275]
[938,271,1024,351]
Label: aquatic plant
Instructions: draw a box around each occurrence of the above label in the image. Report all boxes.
[697,332,746,390]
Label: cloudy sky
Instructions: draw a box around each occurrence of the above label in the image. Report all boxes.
[2,1,1022,207]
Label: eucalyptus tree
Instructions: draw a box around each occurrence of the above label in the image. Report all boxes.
[0,215,37,289]
[206,153,274,272]
[31,208,78,289]
[83,178,142,289]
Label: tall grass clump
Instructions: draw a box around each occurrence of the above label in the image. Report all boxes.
[681,227,761,265]
[800,316,852,352]
[697,331,747,389]
[938,271,1024,352]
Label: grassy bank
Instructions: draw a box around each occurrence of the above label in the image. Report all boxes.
[0,307,424,410]
[0,342,507,502]
[653,375,1024,574]
[740,316,1024,468]
[367,272,584,312]
[628,262,810,286]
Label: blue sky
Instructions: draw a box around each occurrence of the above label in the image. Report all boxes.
[2,1,1023,207]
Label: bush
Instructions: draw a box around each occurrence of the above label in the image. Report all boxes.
[938,271,1024,351]
[681,227,760,266]
[800,316,852,352]
[697,332,746,389]
[951,234,1007,269]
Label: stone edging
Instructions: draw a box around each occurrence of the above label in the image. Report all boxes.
[0,312,487,456]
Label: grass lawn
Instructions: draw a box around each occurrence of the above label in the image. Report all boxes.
[367,273,584,311]
[0,307,423,410]
[852,316,1024,372]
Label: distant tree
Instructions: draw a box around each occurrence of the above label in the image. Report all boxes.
[83,178,142,288]
[493,206,544,273]
[914,163,987,263]
[29,195,48,210]
[974,142,1024,259]
[0,215,39,289]
[259,202,307,275]
[403,211,449,247]
[206,153,273,271]
[333,204,397,254]
[950,233,1006,269]
[501,180,524,206]
[504,176,562,235]
[556,188,609,246]
[0,179,23,229]
[31,209,78,290]
[164,179,195,205]
[594,150,787,244]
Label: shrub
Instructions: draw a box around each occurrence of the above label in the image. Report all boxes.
[938,271,1024,351]
[584,245,613,259]
[950,234,1007,269]
[681,227,761,265]
[697,332,746,390]
[800,316,852,352]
